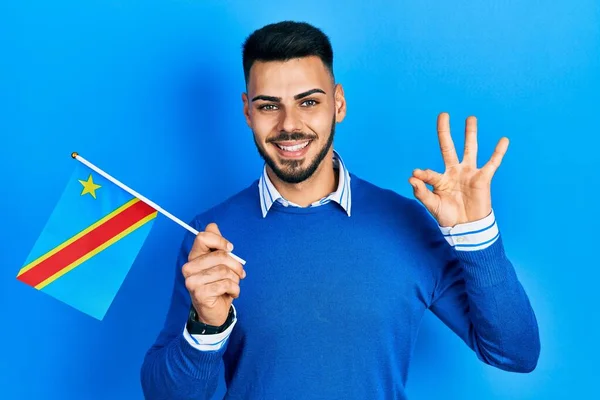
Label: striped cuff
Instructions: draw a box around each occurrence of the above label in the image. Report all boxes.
[182,305,237,352]
[439,210,499,251]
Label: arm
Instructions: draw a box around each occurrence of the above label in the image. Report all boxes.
[140,220,240,400]
[408,113,540,372]
[426,208,540,372]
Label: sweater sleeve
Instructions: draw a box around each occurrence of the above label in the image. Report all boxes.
[140,218,228,400]
[419,204,541,373]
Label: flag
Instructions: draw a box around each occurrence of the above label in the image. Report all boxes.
[16,162,158,320]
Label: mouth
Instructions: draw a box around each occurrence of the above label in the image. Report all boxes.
[271,140,312,159]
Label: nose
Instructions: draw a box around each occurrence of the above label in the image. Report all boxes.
[278,107,303,134]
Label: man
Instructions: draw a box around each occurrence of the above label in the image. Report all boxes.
[141,21,540,399]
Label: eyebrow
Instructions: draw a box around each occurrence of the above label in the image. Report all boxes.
[251,88,326,103]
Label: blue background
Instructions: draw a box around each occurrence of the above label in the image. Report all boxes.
[1,1,598,399]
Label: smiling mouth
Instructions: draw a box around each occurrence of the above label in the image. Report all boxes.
[274,140,311,151]
[271,140,313,158]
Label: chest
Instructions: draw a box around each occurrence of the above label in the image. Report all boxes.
[228,216,435,340]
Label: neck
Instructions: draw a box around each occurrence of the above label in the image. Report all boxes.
[267,150,338,207]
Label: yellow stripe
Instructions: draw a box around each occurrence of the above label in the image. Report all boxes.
[18,198,141,276]
[35,211,158,289]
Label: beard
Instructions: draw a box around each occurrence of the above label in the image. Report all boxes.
[253,115,336,184]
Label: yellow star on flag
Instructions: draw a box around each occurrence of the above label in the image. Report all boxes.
[79,174,101,199]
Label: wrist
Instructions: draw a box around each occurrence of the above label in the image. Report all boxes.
[187,305,235,335]
[196,312,227,327]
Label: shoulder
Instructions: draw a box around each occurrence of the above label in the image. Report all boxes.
[350,173,421,212]
[192,179,261,229]
[350,173,439,231]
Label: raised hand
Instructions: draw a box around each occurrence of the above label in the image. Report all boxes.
[409,112,509,227]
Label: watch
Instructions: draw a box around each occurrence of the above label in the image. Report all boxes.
[186,305,235,335]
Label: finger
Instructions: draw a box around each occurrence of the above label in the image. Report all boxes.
[437,112,460,167]
[481,137,509,179]
[206,279,241,299]
[185,276,241,301]
[188,222,233,261]
[412,168,443,187]
[185,264,241,285]
[183,250,245,279]
[409,177,439,213]
[463,116,478,166]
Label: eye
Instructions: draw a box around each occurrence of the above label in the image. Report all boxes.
[259,104,278,111]
[301,99,319,107]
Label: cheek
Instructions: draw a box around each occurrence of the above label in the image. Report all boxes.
[251,115,277,140]
[306,112,333,136]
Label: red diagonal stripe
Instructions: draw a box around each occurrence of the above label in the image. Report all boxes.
[18,200,156,287]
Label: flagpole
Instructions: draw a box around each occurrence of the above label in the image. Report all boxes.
[71,152,246,265]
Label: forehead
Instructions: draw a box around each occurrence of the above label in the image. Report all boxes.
[247,56,332,97]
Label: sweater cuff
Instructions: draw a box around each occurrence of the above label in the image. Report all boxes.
[439,210,499,251]
[174,333,226,380]
[454,234,511,288]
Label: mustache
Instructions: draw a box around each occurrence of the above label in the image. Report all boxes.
[267,132,317,143]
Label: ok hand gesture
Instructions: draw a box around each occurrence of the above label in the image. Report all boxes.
[409,113,509,227]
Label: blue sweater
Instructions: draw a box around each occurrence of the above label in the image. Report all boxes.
[141,175,540,400]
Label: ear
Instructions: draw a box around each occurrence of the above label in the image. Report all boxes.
[334,84,347,123]
[242,92,251,128]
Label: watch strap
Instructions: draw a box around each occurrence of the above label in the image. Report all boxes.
[186,305,235,335]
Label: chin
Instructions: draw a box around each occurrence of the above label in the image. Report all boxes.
[270,160,315,184]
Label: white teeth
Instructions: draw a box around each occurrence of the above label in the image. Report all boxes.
[277,141,310,152]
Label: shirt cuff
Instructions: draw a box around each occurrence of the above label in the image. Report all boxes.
[182,305,237,352]
[439,209,500,252]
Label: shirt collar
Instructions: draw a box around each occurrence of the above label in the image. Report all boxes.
[258,150,352,218]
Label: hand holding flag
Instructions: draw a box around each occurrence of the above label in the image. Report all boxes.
[183,222,246,327]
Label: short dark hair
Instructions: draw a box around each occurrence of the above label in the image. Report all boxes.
[242,21,334,85]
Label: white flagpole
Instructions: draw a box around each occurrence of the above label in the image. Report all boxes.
[71,152,246,265]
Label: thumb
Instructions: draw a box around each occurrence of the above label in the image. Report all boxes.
[204,222,233,251]
[409,177,439,213]
[188,222,232,261]
[205,222,222,236]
